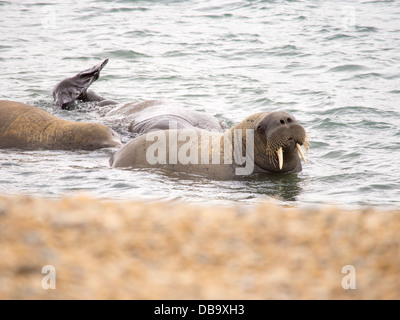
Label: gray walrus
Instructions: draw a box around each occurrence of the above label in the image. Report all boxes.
[110,111,309,179]
[53,59,118,109]
[105,100,225,136]
[0,100,122,151]
[52,59,225,135]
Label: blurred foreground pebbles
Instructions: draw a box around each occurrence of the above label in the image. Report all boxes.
[0,195,399,300]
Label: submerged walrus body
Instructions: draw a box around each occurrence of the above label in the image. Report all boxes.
[106,100,225,135]
[0,101,122,151]
[52,60,225,135]
[110,111,309,179]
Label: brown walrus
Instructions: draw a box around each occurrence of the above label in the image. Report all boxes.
[110,111,309,179]
[0,101,122,151]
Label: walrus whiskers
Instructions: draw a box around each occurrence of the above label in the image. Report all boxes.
[267,147,278,168]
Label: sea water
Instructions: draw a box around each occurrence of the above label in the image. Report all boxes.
[0,0,399,208]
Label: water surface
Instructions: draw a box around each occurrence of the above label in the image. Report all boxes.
[1,0,399,208]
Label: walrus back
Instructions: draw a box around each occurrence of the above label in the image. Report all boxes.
[0,101,122,151]
[0,101,60,149]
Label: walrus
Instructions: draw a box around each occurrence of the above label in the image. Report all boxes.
[53,59,118,109]
[53,59,225,134]
[105,100,225,136]
[0,101,122,150]
[110,111,309,179]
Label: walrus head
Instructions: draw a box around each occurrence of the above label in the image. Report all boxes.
[254,111,309,173]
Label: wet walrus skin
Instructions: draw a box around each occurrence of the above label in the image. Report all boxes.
[106,100,225,135]
[0,101,122,151]
[110,111,309,179]
[53,59,118,109]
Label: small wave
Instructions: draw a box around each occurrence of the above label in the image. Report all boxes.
[111,182,137,189]
[248,97,273,108]
[321,150,346,160]
[195,1,250,13]
[382,73,400,80]
[356,119,393,130]
[359,183,396,192]
[123,29,160,37]
[362,0,395,3]
[266,45,302,57]
[344,72,382,80]
[328,64,369,73]
[108,7,149,13]
[308,141,329,148]
[356,26,379,33]
[318,106,399,122]
[325,34,353,41]
[322,106,368,115]
[61,56,92,62]
[202,13,234,19]
[164,50,190,58]
[105,50,150,59]
[315,117,348,129]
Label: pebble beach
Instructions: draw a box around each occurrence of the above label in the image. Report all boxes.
[1,195,399,300]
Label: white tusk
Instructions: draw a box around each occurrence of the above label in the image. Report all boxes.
[297,143,307,163]
[277,147,283,170]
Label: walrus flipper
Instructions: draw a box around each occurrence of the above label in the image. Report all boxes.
[53,59,109,109]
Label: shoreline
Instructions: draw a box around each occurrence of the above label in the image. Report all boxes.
[0,195,399,299]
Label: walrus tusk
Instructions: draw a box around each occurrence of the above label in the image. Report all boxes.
[296,143,307,163]
[277,147,283,170]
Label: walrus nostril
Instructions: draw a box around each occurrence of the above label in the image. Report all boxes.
[280,120,285,125]
[287,118,293,123]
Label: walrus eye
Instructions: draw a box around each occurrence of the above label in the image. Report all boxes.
[257,125,265,134]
